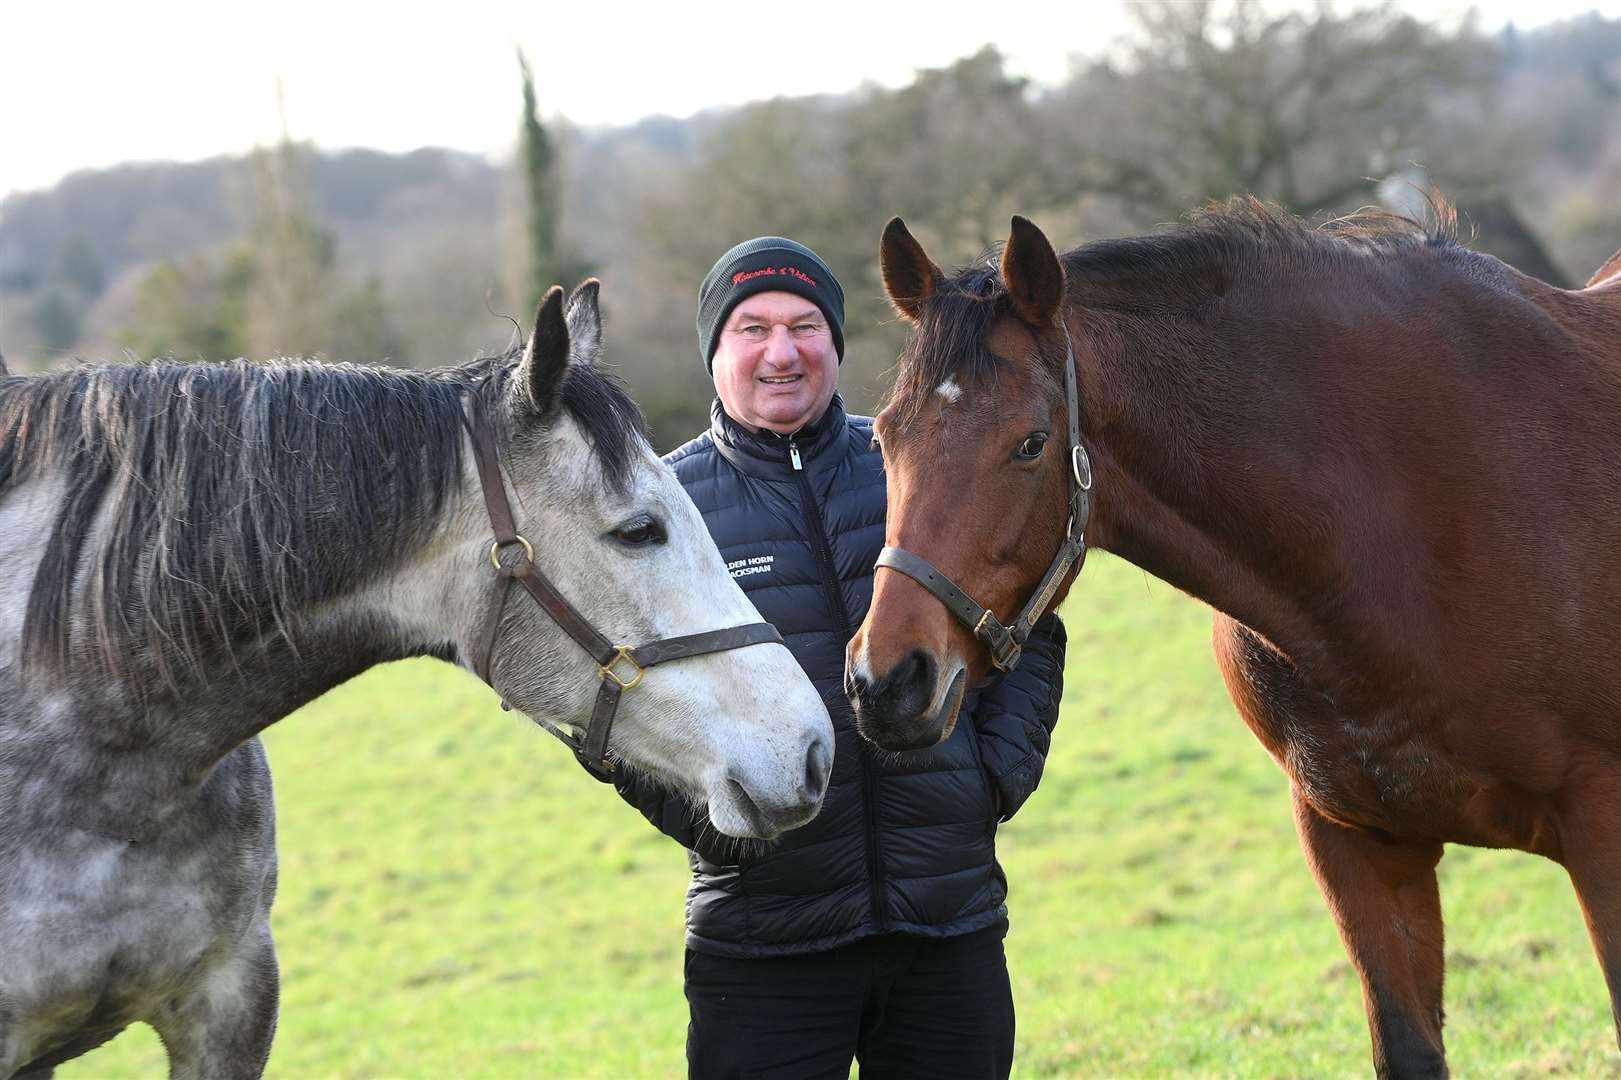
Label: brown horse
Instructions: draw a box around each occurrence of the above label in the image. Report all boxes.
[845,199,1621,1078]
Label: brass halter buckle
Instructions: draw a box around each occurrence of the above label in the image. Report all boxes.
[974,610,1022,673]
[600,645,646,690]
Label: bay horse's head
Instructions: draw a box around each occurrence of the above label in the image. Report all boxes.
[847,216,1085,750]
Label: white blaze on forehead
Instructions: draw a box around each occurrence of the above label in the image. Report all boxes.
[935,378,963,404]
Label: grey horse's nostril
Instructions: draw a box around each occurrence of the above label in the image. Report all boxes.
[805,739,832,799]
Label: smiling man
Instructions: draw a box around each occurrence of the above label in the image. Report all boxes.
[613,235,1067,1079]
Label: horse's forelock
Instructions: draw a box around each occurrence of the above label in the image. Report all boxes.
[888,265,1011,426]
[488,344,651,496]
[552,359,651,495]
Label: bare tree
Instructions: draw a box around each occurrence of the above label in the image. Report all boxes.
[241,135,336,359]
[1049,2,1501,222]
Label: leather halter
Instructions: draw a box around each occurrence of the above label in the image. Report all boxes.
[463,398,786,781]
[875,325,1092,675]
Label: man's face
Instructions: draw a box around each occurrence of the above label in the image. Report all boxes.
[711,290,839,435]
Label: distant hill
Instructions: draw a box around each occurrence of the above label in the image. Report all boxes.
[0,147,507,366]
[0,148,500,292]
[0,111,719,370]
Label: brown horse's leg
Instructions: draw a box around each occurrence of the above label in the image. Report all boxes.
[1558,777,1621,1049]
[1215,618,1448,1076]
[1293,785,1449,1080]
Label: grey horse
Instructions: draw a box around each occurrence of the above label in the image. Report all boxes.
[0,283,832,1078]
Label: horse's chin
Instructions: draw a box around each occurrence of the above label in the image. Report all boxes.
[933,669,969,742]
[705,776,823,840]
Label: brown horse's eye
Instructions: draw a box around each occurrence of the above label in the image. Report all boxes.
[1013,432,1049,461]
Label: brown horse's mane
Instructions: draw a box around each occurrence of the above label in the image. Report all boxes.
[887,197,1473,422]
[1074,197,1461,303]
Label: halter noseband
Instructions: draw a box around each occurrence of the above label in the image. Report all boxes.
[463,398,786,781]
[874,325,1092,675]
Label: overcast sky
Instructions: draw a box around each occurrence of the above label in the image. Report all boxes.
[5,0,1617,200]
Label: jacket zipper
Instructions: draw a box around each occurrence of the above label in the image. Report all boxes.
[788,437,889,931]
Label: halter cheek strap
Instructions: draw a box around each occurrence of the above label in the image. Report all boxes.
[462,398,785,781]
[875,324,1092,675]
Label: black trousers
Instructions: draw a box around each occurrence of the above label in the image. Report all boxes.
[683,921,1014,1080]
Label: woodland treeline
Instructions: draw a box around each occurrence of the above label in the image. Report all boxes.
[2,3,1618,447]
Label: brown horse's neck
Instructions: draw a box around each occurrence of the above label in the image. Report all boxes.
[1078,331,1316,648]
[1068,256,1556,701]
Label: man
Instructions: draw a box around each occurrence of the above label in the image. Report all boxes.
[615,236,1066,1079]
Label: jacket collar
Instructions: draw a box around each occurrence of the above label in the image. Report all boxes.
[710,395,851,478]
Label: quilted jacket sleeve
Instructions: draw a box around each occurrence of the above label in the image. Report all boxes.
[970,613,1066,822]
[612,769,735,864]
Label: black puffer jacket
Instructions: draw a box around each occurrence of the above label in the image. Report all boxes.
[616,396,1065,958]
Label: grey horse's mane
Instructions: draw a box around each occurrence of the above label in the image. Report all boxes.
[0,351,645,688]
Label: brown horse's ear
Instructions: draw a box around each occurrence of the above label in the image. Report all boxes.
[514,285,569,418]
[1000,216,1064,328]
[880,217,943,323]
[1587,246,1621,289]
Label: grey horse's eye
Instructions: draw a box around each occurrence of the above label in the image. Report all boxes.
[610,515,667,547]
[1013,432,1049,461]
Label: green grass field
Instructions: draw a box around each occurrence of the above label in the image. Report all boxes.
[60,554,1619,1078]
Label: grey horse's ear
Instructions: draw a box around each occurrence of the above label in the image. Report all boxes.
[514,285,569,417]
[565,279,602,366]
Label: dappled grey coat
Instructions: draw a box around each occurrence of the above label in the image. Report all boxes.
[615,396,1066,958]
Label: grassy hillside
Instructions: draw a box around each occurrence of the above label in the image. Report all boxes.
[60,554,1616,1078]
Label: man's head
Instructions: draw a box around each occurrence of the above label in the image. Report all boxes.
[697,237,845,435]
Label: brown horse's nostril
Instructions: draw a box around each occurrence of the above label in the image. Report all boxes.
[849,648,942,751]
[890,649,932,696]
[846,668,873,707]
